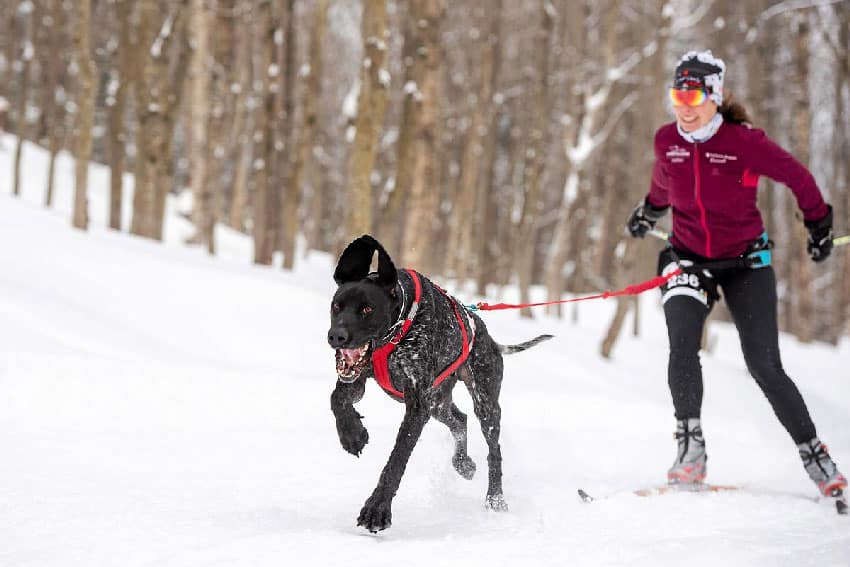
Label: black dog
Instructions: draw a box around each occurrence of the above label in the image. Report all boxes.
[328,235,552,532]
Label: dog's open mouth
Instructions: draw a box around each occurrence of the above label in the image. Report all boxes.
[335,343,370,383]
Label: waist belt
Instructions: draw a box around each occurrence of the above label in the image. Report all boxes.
[675,232,773,271]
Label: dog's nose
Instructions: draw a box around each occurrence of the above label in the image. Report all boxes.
[328,328,350,348]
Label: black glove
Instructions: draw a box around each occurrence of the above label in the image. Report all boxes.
[627,199,669,238]
[804,204,833,263]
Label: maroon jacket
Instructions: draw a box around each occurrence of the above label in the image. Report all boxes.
[647,121,829,259]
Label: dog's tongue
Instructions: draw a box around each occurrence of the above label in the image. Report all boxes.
[340,348,362,364]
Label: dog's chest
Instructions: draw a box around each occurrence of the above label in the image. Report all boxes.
[379,294,473,394]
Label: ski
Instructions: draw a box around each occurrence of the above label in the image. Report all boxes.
[578,483,849,515]
[577,483,737,503]
[633,483,738,497]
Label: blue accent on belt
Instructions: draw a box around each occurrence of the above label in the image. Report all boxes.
[745,231,772,269]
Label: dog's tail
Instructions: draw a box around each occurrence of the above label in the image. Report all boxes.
[498,334,554,355]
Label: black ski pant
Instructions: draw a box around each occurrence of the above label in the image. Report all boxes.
[663,264,816,445]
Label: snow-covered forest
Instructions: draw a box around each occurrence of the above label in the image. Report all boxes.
[1,0,848,346]
[2,134,849,566]
[3,1,850,563]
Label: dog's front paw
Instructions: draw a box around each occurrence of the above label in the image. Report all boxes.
[357,494,392,533]
[337,421,369,456]
[486,492,509,512]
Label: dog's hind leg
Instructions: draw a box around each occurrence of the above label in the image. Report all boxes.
[466,378,508,511]
[431,396,476,480]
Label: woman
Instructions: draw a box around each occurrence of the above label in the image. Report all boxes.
[626,50,845,497]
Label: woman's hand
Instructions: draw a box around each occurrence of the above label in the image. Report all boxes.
[627,199,668,238]
[805,204,833,262]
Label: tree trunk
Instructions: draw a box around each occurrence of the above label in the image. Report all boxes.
[375,2,417,245]
[789,17,814,343]
[130,0,161,239]
[474,0,504,295]
[204,0,237,233]
[130,1,188,240]
[153,12,191,240]
[447,5,498,285]
[283,0,328,269]
[2,0,21,114]
[188,0,214,252]
[227,1,253,232]
[400,0,444,272]
[277,0,298,259]
[107,0,132,230]
[599,0,669,349]
[345,0,389,239]
[252,0,278,264]
[12,2,34,198]
[72,0,95,230]
[512,0,553,318]
[43,0,65,208]
[543,0,588,317]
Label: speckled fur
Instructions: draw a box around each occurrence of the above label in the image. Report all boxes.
[328,235,552,533]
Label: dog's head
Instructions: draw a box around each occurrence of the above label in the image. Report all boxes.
[328,235,401,383]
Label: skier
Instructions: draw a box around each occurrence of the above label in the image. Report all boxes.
[626,50,846,497]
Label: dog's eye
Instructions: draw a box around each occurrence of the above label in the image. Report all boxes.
[331,302,341,313]
[360,305,373,316]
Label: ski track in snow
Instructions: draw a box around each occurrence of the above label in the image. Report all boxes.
[1,135,849,566]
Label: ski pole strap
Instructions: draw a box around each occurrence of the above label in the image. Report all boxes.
[467,268,684,312]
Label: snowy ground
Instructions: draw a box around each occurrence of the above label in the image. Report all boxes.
[2,134,848,566]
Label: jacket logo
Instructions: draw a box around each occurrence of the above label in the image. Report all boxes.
[705,152,738,164]
[666,145,690,163]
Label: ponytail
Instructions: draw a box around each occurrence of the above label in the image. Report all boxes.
[718,92,752,126]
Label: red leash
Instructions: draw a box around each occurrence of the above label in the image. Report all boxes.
[469,267,683,312]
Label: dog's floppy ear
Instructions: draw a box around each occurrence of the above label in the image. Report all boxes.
[334,235,397,288]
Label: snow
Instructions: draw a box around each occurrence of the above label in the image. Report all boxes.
[1,134,849,566]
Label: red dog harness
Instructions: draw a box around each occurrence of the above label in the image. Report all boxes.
[371,269,473,399]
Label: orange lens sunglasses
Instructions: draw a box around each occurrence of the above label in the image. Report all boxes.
[669,88,708,107]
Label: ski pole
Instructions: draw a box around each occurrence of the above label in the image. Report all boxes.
[649,228,670,241]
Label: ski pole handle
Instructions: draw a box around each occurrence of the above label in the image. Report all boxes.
[649,228,670,241]
[834,235,850,247]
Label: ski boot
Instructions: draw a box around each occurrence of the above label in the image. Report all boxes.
[668,418,707,484]
[798,437,848,496]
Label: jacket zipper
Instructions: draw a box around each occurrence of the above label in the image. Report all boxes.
[693,144,711,257]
